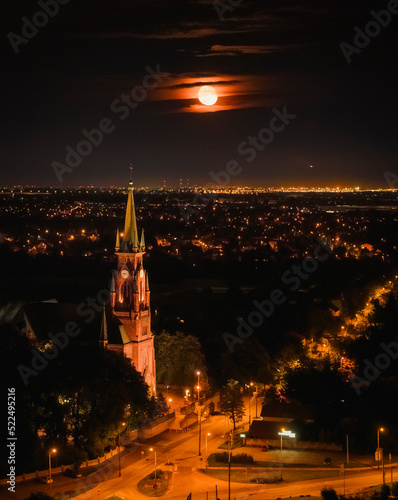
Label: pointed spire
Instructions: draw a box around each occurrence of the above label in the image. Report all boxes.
[122,164,139,252]
[100,304,108,345]
[145,271,150,291]
[115,228,120,251]
[110,271,116,293]
[139,229,145,251]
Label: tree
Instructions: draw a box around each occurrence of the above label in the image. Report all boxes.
[320,487,338,500]
[380,484,391,500]
[153,392,169,417]
[24,493,54,500]
[220,379,245,430]
[155,331,207,385]
[2,325,152,471]
[35,343,151,463]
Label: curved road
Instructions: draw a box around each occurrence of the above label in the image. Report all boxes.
[73,414,389,500]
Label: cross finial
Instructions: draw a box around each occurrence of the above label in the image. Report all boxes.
[129,164,133,186]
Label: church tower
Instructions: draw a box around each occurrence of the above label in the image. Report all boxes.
[106,168,156,395]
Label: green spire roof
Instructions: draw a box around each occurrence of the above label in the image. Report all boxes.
[139,229,145,251]
[115,227,120,250]
[122,181,139,252]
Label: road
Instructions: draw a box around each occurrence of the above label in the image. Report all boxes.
[74,413,234,500]
[72,412,389,500]
[4,404,391,500]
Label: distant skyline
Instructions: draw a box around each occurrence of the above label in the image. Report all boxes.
[3,0,398,188]
[1,184,396,192]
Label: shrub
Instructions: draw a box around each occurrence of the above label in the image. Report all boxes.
[214,452,229,463]
[380,484,390,500]
[148,470,166,480]
[213,452,253,464]
[321,487,339,500]
[232,453,254,464]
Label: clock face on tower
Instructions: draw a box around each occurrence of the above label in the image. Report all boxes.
[120,269,129,279]
[139,269,144,278]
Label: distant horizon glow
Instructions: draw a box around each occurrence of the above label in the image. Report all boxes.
[1,185,397,192]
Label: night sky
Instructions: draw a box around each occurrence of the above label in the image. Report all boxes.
[3,0,398,187]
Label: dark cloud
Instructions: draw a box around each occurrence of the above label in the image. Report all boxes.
[2,0,397,187]
[166,80,241,89]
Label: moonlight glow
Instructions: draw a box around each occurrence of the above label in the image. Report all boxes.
[198,85,218,106]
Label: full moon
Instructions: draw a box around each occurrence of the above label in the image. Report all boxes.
[198,85,218,106]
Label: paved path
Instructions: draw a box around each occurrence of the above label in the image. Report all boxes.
[2,410,393,500]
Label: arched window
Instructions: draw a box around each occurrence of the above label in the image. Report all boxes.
[120,281,130,304]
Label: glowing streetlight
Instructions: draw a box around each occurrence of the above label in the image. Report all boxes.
[376,427,384,471]
[197,370,202,456]
[118,422,125,477]
[48,448,56,486]
[377,427,384,449]
[278,429,295,480]
[149,448,157,481]
[196,371,201,402]
[206,432,211,451]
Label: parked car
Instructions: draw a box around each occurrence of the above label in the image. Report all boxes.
[323,457,332,465]
[40,477,53,483]
[64,467,82,478]
[261,445,268,452]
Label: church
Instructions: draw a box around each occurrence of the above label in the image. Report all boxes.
[12,175,156,395]
[101,175,156,395]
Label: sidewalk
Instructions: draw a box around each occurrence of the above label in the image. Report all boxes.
[0,446,134,500]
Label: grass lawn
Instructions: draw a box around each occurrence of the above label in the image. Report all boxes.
[208,453,254,467]
[218,437,245,450]
[208,453,317,469]
[199,467,339,484]
[207,452,362,470]
[137,469,172,497]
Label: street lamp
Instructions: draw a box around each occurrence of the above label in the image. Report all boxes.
[197,371,201,456]
[48,448,56,483]
[149,448,157,481]
[197,371,201,402]
[118,422,125,477]
[377,427,384,471]
[377,427,384,449]
[278,429,295,480]
[206,432,211,452]
[228,431,233,500]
